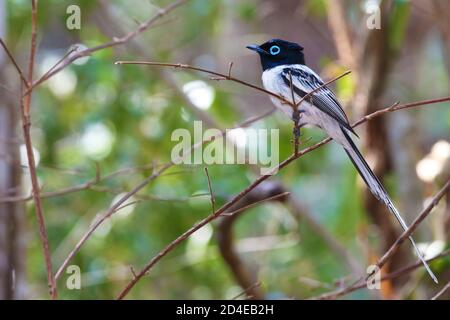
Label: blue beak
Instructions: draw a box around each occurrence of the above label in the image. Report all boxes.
[246,44,269,55]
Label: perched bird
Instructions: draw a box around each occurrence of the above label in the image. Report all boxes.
[247,38,437,283]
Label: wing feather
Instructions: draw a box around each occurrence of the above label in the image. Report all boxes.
[280,66,357,136]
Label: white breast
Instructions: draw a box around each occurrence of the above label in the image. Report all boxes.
[261,65,347,145]
[261,66,318,127]
[261,66,295,119]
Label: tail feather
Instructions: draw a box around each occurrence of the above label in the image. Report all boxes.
[341,128,438,283]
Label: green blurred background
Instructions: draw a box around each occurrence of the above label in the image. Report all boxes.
[0,0,448,299]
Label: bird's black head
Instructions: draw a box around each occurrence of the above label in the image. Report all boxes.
[246,39,305,71]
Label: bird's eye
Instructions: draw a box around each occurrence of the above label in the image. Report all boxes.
[269,45,281,55]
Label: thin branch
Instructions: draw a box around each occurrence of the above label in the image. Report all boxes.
[115,61,293,105]
[0,38,29,86]
[95,0,217,128]
[19,0,57,299]
[53,167,171,281]
[23,0,189,95]
[312,249,450,300]
[221,192,290,217]
[313,180,450,300]
[227,61,233,78]
[431,280,450,300]
[110,32,361,286]
[53,107,275,282]
[231,282,262,300]
[295,70,351,108]
[0,163,142,203]
[116,60,351,114]
[129,266,137,280]
[204,167,216,214]
[37,46,77,84]
[0,82,20,97]
[115,96,449,299]
[288,70,300,155]
[369,179,450,279]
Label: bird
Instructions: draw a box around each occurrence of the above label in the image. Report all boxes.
[247,38,437,283]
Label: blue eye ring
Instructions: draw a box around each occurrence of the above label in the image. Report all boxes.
[270,45,280,55]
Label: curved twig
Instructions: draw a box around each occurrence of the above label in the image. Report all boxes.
[312,249,450,300]
[313,180,450,300]
[22,0,189,96]
[116,95,449,299]
[53,107,277,282]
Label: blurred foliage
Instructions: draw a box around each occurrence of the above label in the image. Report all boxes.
[2,0,449,299]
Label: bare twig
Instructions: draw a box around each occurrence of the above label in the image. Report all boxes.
[53,167,171,281]
[431,280,450,300]
[95,0,217,128]
[0,38,29,86]
[10,45,450,292]
[369,179,450,279]
[231,282,262,300]
[0,0,191,240]
[19,0,57,299]
[221,192,290,217]
[0,82,20,97]
[117,61,350,113]
[312,249,450,300]
[228,62,233,78]
[0,161,197,203]
[110,39,362,283]
[23,0,189,95]
[312,180,450,300]
[204,167,215,213]
[37,46,77,84]
[295,70,351,108]
[53,107,276,282]
[288,71,300,155]
[115,61,293,105]
[115,96,449,299]
[116,61,352,112]
[129,266,137,280]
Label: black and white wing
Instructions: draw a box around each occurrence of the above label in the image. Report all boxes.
[280,65,357,136]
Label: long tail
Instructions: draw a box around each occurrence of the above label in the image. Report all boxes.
[341,128,438,283]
